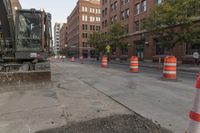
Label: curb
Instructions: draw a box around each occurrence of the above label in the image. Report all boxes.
[109,61,199,74]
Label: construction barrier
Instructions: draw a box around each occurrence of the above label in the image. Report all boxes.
[163,56,177,79]
[130,56,139,73]
[101,55,108,68]
[185,73,200,133]
[80,56,83,64]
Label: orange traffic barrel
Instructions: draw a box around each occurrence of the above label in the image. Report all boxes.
[130,56,139,73]
[101,55,108,68]
[163,56,177,79]
[185,73,200,133]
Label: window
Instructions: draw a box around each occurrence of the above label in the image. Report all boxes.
[96,9,99,14]
[102,10,105,16]
[135,21,139,31]
[82,33,88,38]
[90,8,95,13]
[156,0,163,5]
[82,15,88,21]
[96,17,101,22]
[82,24,88,30]
[90,25,95,31]
[90,16,95,22]
[82,6,88,12]
[135,3,140,15]
[96,26,100,31]
[125,9,129,19]
[121,11,125,20]
[141,0,147,12]
[111,2,117,11]
[105,8,108,16]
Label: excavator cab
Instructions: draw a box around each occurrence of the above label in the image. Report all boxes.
[15,9,52,60]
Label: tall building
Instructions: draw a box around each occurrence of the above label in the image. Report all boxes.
[67,0,101,58]
[101,0,196,61]
[53,23,63,55]
[60,23,68,51]
[101,0,158,61]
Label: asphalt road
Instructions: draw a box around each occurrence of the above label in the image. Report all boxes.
[61,59,197,133]
[84,59,197,85]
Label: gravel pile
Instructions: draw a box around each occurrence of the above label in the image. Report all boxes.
[36,114,172,133]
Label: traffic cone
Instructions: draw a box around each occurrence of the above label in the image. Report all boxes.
[101,55,108,68]
[185,73,200,133]
[130,56,139,73]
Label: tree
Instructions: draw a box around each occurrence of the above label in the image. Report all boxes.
[144,0,200,54]
[108,22,127,50]
[88,32,105,52]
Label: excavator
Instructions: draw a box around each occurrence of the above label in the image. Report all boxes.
[0,0,53,84]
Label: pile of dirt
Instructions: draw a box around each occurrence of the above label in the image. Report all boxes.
[36,114,172,133]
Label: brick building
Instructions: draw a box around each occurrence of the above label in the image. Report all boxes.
[59,23,68,51]
[67,0,101,58]
[101,0,198,62]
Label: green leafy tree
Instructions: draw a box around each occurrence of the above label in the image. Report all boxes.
[108,22,127,50]
[144,0,200,54]
[88,32,106,52]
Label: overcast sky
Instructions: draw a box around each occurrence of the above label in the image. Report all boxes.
[19,0,77,26]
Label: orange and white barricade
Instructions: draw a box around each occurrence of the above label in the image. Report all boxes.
[185,73,200,133]
[101,55,108,68]
[130,56,139,73]
[163,56,177,79]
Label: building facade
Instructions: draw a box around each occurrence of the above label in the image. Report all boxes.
[101,0,196,62]
[59,23,68,51]
[67,0,101,58]
[53,23,63,55]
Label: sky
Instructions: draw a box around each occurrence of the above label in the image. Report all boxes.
[19,0,77,26]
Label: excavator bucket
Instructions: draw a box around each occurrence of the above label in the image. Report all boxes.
[0,71,51,85]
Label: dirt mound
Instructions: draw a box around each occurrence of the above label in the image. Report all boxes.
[36,114,172,133]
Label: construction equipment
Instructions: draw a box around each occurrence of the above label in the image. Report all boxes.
[0,0,53,84]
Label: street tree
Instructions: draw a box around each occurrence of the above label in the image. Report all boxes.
[144,0,200,54]
[88,32,106,52]
[108,22,127,50]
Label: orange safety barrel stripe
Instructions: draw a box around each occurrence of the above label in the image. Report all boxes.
[165,60,176,63]
[164,66,177,71]
[190,111,200,122]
